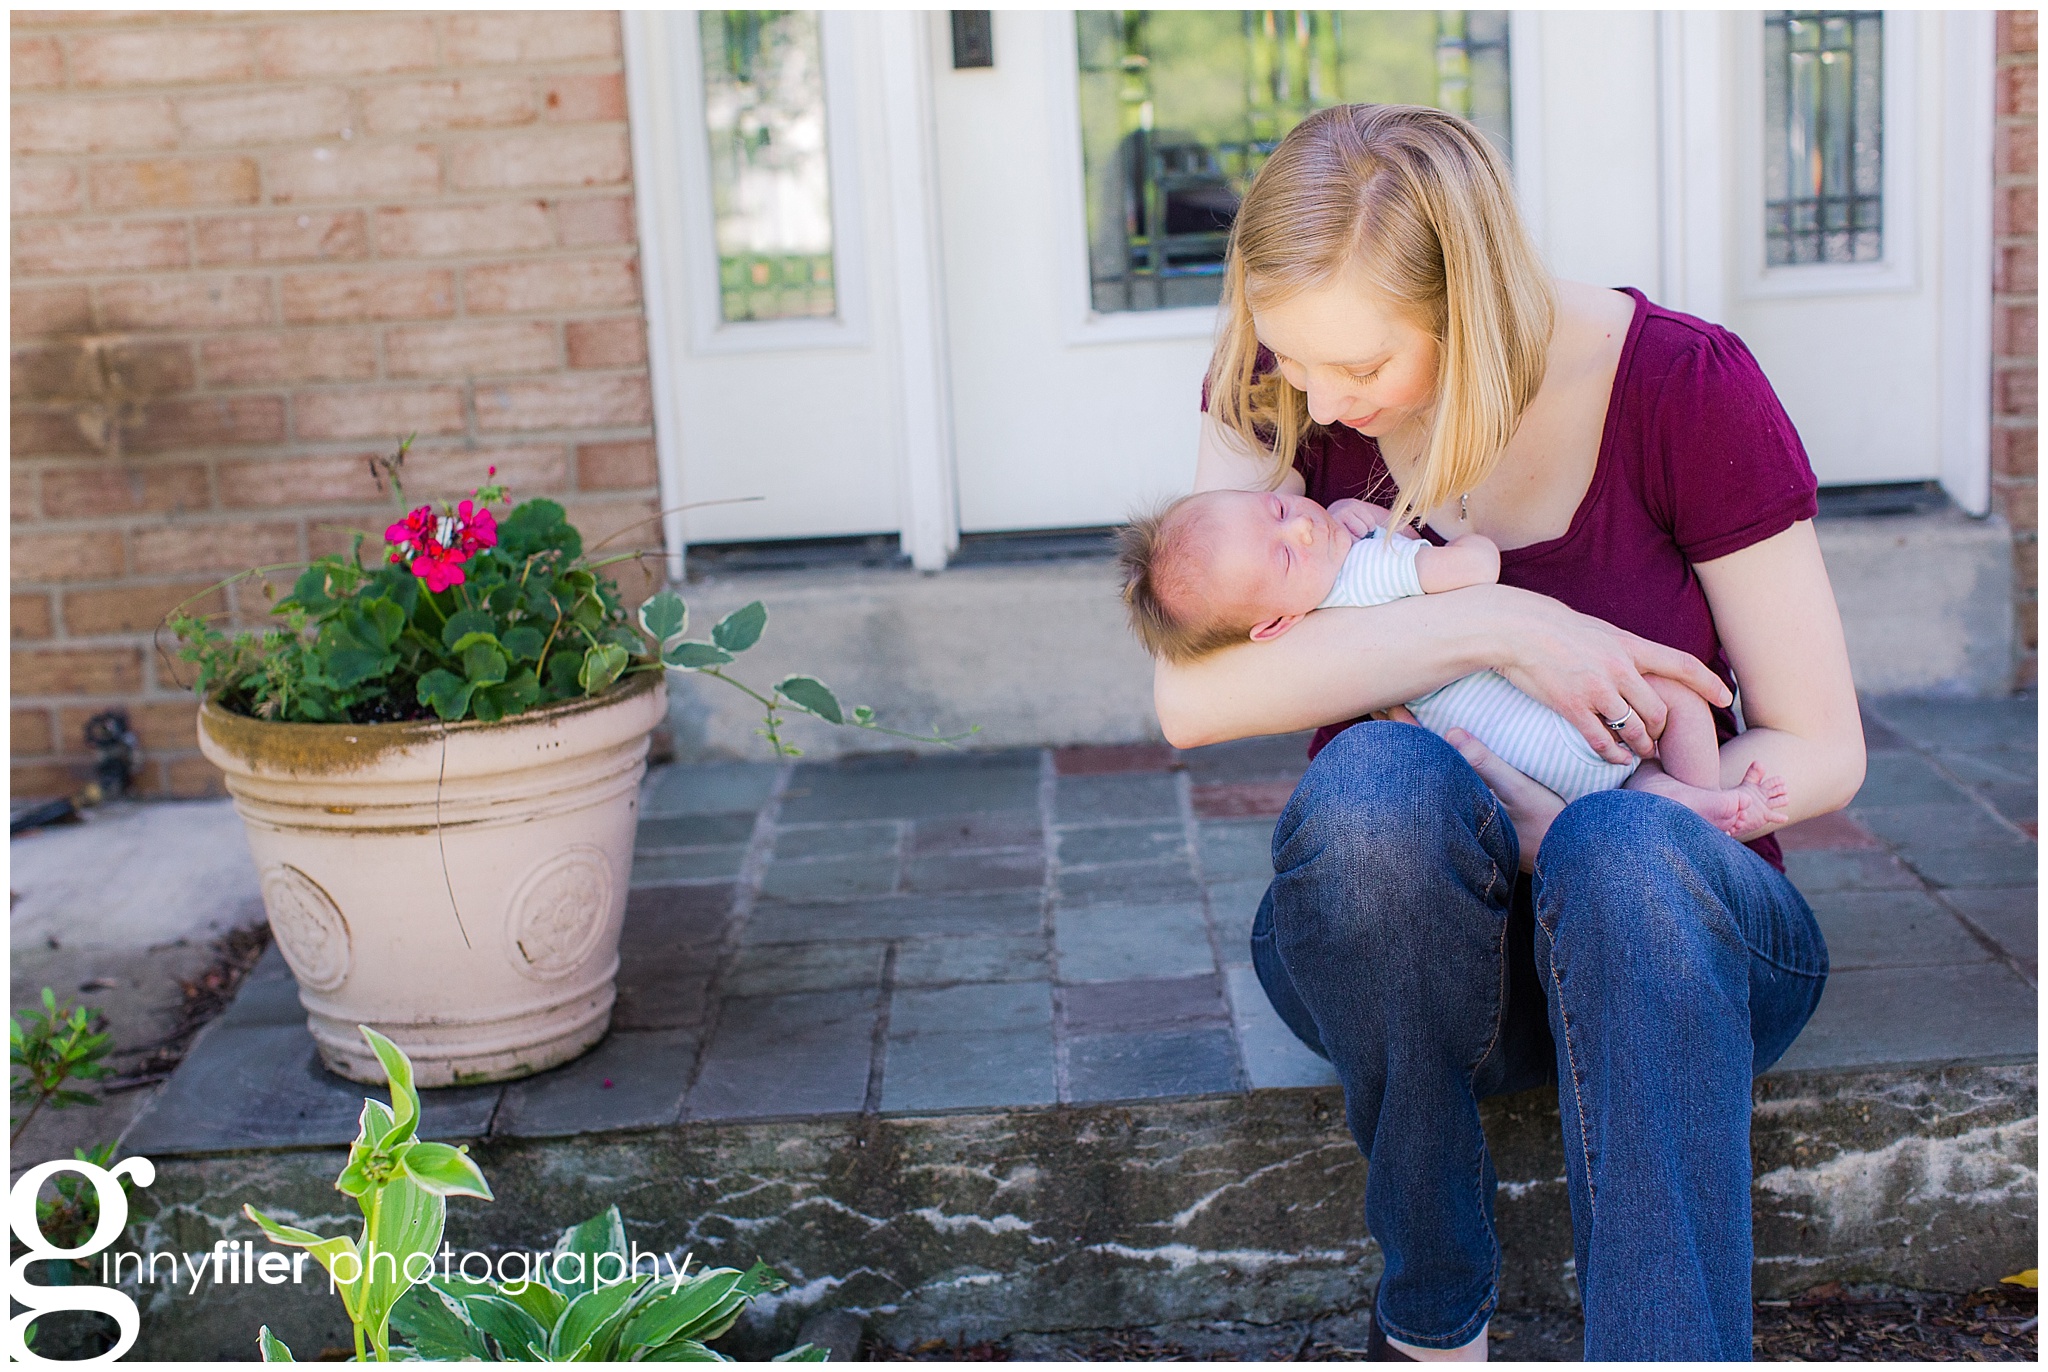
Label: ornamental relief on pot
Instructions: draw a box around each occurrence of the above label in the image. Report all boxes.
[261,865,352,992]
[506,846,614,981]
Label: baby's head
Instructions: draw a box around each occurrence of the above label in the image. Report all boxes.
[1117,489,1353,662]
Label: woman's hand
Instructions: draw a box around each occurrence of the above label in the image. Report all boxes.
[1444,728,1564,873]
[1495,594,1731,767]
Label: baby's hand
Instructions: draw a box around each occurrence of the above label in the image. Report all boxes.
[1325,498,1390,539]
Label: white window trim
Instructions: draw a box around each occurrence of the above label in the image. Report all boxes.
[654,10,873,356]
[1731,9,1919,300]
[1937,9,1994,517]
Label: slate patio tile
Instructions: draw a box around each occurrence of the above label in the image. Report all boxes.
[759,854,900,902]
[904,849,1044,893]
[632,847,750,886]
[1970,781,2036,827]
[892,981,1053,1035]
[1053,774,1181,823]
[637,812,759,852]
[1196,820,1276,879]
[1056,822,1185,867]
[1774,811,1884,852]
[1062,974,1227,1034]
[881,1027,1057,1112]
[745,891,1044,944]
[1940,887,2038,966]
[611,963,714,1032]
[1861,697,2037,752]
[1898,845,2038,889]
[1053,743,1177,775]
[686,989,878,1120]
[1770,962,2037,1073]
[644,762,778,818]
[623,882,735,945]
[1935,749,2038,789]
[1054,901,1213,982]
[1176,732,1316,783]
[1848,753,1977,808]
[1208,878,1270,967]
[1851,803,2029,850]
[217,947,306,1028]
[494,1029,695,1138]
[1066,1027,1241,1102]
[892,935,1051,987]
[1782,849,1924,894]
[1057,860,1199,907]
[724,941,889,997]
[773,822,901,862]
[779,753,1041,822]
[908,809,1043,855]
[1805,890,1994,969]
[1225,965,1339,1090]
[126,1022,500,1155]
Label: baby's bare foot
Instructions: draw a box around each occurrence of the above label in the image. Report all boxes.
[1723,762,1790,840]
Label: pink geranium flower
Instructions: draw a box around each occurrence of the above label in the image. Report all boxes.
[385,491,502,592]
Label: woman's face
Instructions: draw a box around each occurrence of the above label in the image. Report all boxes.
[1250,264,1439,445]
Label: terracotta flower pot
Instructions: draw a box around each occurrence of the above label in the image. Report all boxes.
[198,670,666,1087]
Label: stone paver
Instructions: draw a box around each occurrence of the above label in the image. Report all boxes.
[121,697,2035,1153]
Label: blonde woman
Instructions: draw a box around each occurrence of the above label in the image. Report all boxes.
[1162,105,1864,1361]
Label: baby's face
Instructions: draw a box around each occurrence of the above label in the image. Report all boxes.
[1180,489,1355,628]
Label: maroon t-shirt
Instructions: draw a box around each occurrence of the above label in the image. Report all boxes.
[1212,288,1818,870]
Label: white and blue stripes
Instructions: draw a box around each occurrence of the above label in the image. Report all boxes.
[1319,531,1640,802]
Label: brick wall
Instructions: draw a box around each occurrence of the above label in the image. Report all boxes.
[1995,11,2038,690]
[11,11,663,799]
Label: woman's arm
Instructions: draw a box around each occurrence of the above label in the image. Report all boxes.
[1694,520,1866,825]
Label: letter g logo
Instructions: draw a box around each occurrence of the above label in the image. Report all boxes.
[7,1155,155,1365]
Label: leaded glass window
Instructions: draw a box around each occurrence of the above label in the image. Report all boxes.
[1077,11,1512,314]
[1763,12,1883,266]
[700,11,837,322]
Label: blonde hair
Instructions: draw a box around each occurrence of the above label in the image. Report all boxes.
[1206,104,1555,537]
[1116,496,1254,664]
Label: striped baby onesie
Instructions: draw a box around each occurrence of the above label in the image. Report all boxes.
[1316,530,1639,802]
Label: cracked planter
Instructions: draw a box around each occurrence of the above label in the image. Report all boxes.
[198,670,665,1087]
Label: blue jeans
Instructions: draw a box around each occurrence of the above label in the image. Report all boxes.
[1251,723,1827,1360]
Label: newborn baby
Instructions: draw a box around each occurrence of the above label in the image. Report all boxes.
[1119,488,1788,839]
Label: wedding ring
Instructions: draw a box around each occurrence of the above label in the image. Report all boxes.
[1602,707,1636,733]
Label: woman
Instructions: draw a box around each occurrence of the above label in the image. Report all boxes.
[1158,105,1865,1360]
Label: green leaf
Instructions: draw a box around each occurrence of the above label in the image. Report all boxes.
[399,1141,493,1201]
[463,642,509,687]
[471,692,505,725]
[711,601,767,653]
[578,644,628,696]
[358,1174,448,1358]
[245,1206,366,1324]
[775,676,843,725]
[364,597,406,647]
[418,669,476,721]
[434,1285,551,1361]
[552,1207,630,1301]
[257,1326,297,1362]
[499,498,581,561]
[663,641,733,672]
[361,1026,420,1146]
[546,652,584,693]
[621,1268,748,1352]
[441,608,497,651]
[391,1284,491,1361]
[502,625,546,661]
[551,1276,648,1360]
[639,592,687,645]
[774,1344,832,1361]
[641,1337,729,1361]
[449,630,501,655]
[324,645,394,690]
[495,1278,569,1337]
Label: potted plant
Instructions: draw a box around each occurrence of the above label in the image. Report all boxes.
[172,442,961,1087]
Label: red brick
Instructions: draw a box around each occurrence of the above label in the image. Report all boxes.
[281,269,455,325]
[14,218,189,276]
[11,466,35,520]
[1192,780,1298,818]
[41,462,210,517]
[556,195,636,247]
[14,593,55,640]
[1773,810,1883,852]
[1998,242,2040,295]
[59,697,200,754]
[1998,364,2039,417]
[1999,121,2037,178]
[13,707,55,758]
[1996,300,2037,360]
[1053,743,1178,775]
[157,753,226,799]
[130,519,299,576]
[10,529,125,583]
[89,155,259,211]
[200,330,378,386]
[12,95,176,154]
[127,396,286,453]
[447,128,630,192]
[70,28,256,87]
[294,386,466,441]
[13,161,82,217]
[14,285,92,337]
[1997,183,2040,238]
[360,77,538,135]
[14,37,64,89]
[217,452,383,508]
[385,321,558,377]
[402,444,568,499]
[2000,61,2039,119]
[476,375,648,432]
[556,495,662,559]
[11,645,142,694]
[2001,10,2038,56]
[2000,481,2039,534]
[542,73,626,124]
[13,338,192,407]
[1995,422,2039,479]
[14,760,89,800]
[565,317,646,369]
[176,85,352,148]
[267,143,440,204]
[97,275,272,331]
[256,17,438,79]
[465,257,638,314]
[444,12,620,64]
[371,202,553,258]
[10,409,101,458]
[62,579,224,635]
[195,210,368,267]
